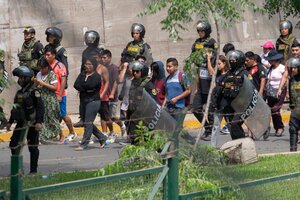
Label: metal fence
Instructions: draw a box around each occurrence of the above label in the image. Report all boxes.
[3,113,300,200]
[179,171,300,200]
[24,166,167,200]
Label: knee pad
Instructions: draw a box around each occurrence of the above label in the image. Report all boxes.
[290,125,298,136]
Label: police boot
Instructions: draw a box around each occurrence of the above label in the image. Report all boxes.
[0,118,7,129]
[201,128,212,141]
[29,147,39,173]
[290,126,298,152]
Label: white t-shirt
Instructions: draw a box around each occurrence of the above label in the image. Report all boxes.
[267,64,285,89]
[260,53,270,71]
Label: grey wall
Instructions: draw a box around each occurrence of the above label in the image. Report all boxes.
[0,0,299,113]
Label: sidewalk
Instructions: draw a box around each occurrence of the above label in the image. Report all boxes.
[0,110,291,142]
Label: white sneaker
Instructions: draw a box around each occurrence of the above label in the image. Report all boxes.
[119,142,130,146]
[221,125,230,135]
[107,137,116,143]
[89,140,94,144]
[78,140,94,144]
[121,126,126,136]
[64,133,78,144]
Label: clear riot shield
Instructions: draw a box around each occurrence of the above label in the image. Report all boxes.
[130,89,177,133]
[231,75,271,139]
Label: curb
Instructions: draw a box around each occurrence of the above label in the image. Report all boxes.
[0,112,291,142]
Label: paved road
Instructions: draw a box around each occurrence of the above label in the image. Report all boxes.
[0,125,291,177]
[0,141,122,177]
[190,127,290,154]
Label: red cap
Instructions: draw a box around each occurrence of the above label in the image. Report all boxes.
[261,41,275,49]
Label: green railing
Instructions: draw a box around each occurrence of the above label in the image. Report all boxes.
[5,110,300,199]
[0,190,7,200]
[24,165,168,200]
[6,112,184,200]
[179,171,300,199]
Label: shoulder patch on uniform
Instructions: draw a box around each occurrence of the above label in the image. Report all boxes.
[214,43,218,49]
[35,90,41,98]
[152,88,157,96]
[63,50,68,57]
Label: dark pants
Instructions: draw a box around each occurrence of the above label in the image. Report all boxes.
[80,100,107,148]
[10,122,39,173]
[223,106,245,140]
[192,92,214,135]
[0,106,7,129]
[165,107,185,124]
[78,98,84,122]
[289,117,300,151]
[267,88,287,131]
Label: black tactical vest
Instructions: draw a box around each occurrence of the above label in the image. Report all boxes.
[18,39,39,71]
[290,78,300,119]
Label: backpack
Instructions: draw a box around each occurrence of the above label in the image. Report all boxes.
[166,71,191,106]
[53,61,68,89]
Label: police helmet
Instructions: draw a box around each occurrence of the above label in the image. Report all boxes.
[196,20,212,36]
[131,23,145,39]
[23,26,35,34]
[12,66,34,78]
[279,20,293,34]
[45,27,63,44]
[226,50,246,69]
[287,57,300,69]
[84,30,100,47]
[130,61,149,78]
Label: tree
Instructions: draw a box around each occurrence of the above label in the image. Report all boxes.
[140,0,263,41]
[140,0,264,81]
[140,0,264,160]
[264,0,300,26]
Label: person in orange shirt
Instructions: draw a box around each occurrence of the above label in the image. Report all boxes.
[95,51,111,136]
[44,46,76,143]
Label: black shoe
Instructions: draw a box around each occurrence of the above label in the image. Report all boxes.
[263,127,270,140]
[201,134,211,141]
[29,171,37,175]
[0,120,7,130]
[73,120,84,127]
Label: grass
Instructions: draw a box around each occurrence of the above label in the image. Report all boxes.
[201,154,300,199]
[243,177,300,200]
[204,154,300,184]
[2,153,300,199]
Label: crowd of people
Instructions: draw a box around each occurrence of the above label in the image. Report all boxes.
[0,19,299,174]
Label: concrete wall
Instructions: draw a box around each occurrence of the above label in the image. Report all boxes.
[0,0,299,113]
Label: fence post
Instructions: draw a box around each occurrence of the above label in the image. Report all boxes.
[10,125,29,200]
[167,140,179,200]
[10,155,24,200]
[167,112,186,200]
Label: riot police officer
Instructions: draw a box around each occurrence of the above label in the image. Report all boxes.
[121,23,153,67]
[127,61,154,143]
[191,20,218,141]
[74,30,104,128]
[276,20,297,63]
[81,30,104,72]
[7,66,44,174]
[18,26,44,74]
[284,58,300,151]
[213,50,248,140]
[44,27,69,74]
